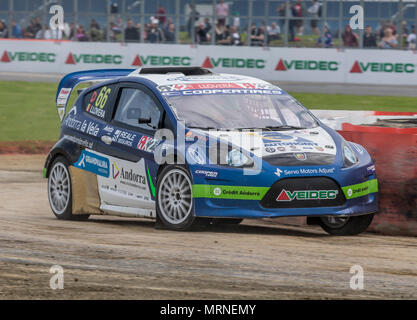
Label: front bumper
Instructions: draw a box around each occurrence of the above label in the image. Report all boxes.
[190,162,379,219]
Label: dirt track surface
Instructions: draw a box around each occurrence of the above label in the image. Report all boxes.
[0,155,416,300]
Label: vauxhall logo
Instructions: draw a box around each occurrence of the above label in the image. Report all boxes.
[275,58,339,71]
[202,56,265,69]
[350,60,415,73]
[276,189,338,201]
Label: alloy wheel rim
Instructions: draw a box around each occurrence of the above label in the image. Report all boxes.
[158,169,193,225]
[48,162,70,215]
[321,216,349,228]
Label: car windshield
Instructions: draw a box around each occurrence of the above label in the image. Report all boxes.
[163,92,318,130]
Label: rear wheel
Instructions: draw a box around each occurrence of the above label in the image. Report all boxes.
[156,165,196,230]
[318,214,374,236]
[47,156,89,221]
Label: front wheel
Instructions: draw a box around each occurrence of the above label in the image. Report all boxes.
[318,213,374,236]
[47,156,89,221]
[156,165,196,230]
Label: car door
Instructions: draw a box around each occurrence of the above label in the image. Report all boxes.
[96,82,165,215]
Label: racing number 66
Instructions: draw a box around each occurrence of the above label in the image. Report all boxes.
[94,86,111,109]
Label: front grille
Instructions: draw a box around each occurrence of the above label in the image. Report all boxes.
[263,153,335,166]
[260,177,346,208]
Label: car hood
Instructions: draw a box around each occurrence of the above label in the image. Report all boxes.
[196,127,337,158]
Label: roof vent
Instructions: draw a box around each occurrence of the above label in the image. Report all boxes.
[139,67,213,76]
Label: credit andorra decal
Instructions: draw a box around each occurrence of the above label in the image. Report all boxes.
[192,185,269,200]
[276,189,338,201]
[65,52,122,65]
[1,50,56,63]
[202,56,265,69]
[275,58,339,71]
[350,60,415,73]
[73,150,110,177]
[342,179,378,199]
[132,54,191,66]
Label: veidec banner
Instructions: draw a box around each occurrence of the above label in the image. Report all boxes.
[0,39,417,85]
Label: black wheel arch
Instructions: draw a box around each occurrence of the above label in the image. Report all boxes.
[44,138,83,178]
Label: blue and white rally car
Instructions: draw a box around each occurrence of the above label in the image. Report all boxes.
[44,67,378,235]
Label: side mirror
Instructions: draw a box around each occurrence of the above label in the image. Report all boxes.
[138,117,152,124]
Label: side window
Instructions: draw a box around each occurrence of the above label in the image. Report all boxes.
[83,84,116,120]
[114,88,161,131]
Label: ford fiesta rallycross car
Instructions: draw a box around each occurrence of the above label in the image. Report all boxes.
[44,67,378,235]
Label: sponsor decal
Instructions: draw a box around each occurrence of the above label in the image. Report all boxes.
[137,135,159,152]
[57,107,65,121]
[350,60,415,73]
[276,189,338,201]
[132,54,191,67]
[64,135,93,149]
[57,88,71,106]
[157,82,278,92]
[294,153,307,161]
[275,59,339,71]
[112,129,136,147]
[112,162,120,179]
[261,132,319,149]
[342,179,378,199]
[282,167,336,176]
[1,50,56,63]
[65,52,122,65]
[193,185,269,200]
[102,125,115,134]
[194,170,219,178]
[265,147,276,153]
[73,150,110,177]
[202,56,265,69]
[162,88,282,96]
[86,86,112,118]
[366,165,376,173]
[274,168,283,177]
[111,161,147,189]
[80,120,100,136]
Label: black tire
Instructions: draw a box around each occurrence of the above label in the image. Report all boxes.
[156,165,196,231]
[318,213,374,236]
[47,156,89,221]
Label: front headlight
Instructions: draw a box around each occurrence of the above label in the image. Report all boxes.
[226,149,251,167]
[343,143,358,167]
[209,146,254,168]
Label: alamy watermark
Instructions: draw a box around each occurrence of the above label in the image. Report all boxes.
[49,5,64,31]
[349,264,364,290]
[49,265,64,290]
[349,5,364,30]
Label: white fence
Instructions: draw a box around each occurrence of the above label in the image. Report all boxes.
[0,39,416,85]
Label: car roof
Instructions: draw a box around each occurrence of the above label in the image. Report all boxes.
[126,67,281,89]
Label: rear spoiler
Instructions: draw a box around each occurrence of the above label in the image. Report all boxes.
[56,69,135,121]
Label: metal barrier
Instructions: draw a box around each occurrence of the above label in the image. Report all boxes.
[0,0,416,49]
